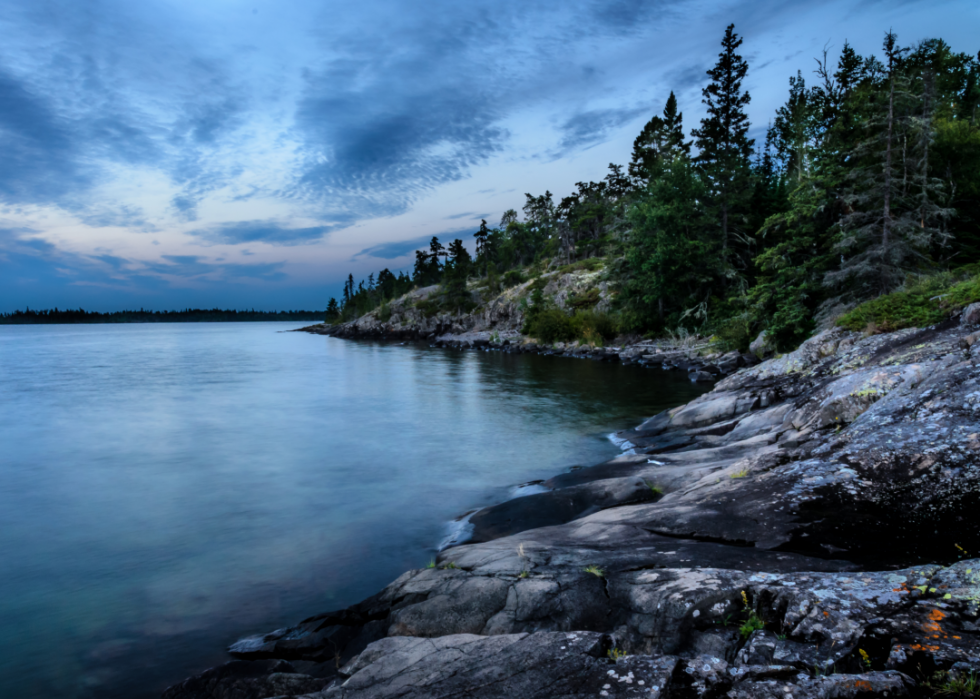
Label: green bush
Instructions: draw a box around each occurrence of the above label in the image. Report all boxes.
[502,269,527,288]
[415,298,441,318]
[525,308,577,343]
[567,287,601,309]
[837,272,980,332]
[377,299,392,322]
[572,310,617,342]
[559,257,604,275]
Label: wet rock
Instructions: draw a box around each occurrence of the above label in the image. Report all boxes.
[171,320,980,699]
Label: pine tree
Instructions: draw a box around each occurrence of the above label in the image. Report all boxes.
[623,158,715,331]
[474,220,493,276]
[629,92,691,187]
[825,31,951,301]
[325,297,339,322]
[691,23,755,272]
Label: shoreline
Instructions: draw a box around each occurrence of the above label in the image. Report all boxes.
[167,314,980,699]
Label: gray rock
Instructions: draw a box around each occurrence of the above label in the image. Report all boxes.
[962,302,980,325]
[750,331,773,359]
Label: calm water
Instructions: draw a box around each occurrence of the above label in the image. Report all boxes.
[0,323,708,698]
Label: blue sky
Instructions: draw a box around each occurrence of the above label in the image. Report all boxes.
[0,0,976,311]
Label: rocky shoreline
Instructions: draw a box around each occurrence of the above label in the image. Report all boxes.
[166,308,980,699]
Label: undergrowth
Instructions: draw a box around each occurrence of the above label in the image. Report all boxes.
[837,268,980,333]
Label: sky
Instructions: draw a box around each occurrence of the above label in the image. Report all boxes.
[0,0,976,312]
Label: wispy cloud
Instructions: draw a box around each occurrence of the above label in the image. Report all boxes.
[186,220,336,246]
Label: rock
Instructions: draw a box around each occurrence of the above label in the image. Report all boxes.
[962,302,980,325]
[690,370,715,383]
[749,331,773,359]
[161,660,330,699]
[171,319,980,699]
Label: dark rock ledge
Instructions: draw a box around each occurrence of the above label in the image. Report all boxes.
[167,314,980,699]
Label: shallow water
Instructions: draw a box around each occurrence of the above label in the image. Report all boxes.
[0,323,708,698]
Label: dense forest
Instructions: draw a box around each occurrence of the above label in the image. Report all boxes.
[0,308,325,324]
[331,26,980,351]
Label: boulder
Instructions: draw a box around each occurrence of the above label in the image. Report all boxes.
[962,302,980,325]
[749,331,773,359]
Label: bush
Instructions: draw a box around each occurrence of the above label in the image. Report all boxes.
[559,257,605,275]
[377,300,392,322]
[525,308,577,343]
[567,287,601,309]
[837,271,980,332]
[502,269,527,288]
[572,310,617,343]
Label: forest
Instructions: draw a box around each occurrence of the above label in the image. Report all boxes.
[330,26,980,351]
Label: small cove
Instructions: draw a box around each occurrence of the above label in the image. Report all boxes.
[0,323,709,698]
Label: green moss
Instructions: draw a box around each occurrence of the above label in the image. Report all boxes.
[559,257,604,274]
[837,271,980,332]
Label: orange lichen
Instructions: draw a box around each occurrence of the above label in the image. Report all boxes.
[853,680,874,691]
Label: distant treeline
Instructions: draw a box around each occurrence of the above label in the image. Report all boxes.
[0,308,326,325]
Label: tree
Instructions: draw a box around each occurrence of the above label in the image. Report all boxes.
[629,92,691,187]
[443,238,473,312]
[622,158,716,331]
[691,24,755,277]
[474,220,494,276]
[325,297,339,322]
[825,31,952,301]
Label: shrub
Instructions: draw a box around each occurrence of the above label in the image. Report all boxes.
[559,257,605,274]
[502,269,527,288]
[567,287,601,309]
[525,308,577,343]
[837,271,980,332]
[377,300,392,322]
[571,310,617,342]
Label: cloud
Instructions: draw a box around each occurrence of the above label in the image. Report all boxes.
[146,254,286,280]
[352,227,477,260]
[186,220,336,246]
[351,235,435,261]
[553,105,649,156]
[445,212,492,220]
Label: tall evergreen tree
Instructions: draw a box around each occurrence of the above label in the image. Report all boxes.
[629,92,691,187]
[826,31,951,301]
[691,24,755,275]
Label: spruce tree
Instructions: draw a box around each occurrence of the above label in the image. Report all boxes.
[692,24,755,275]
[629,92,691,187]
[474,220,494,276]
[826,31,951,302]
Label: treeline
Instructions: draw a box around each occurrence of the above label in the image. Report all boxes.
[330,26,980,351]
[0,308,326,324]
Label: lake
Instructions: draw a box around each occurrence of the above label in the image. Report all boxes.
[0,323,708,698]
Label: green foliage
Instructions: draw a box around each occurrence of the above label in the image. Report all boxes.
[524,308,617,345]
[567,288,601,309]
[584,565,605,577]
[740,613,765,638]
[644,481,664,495]
[559,257,605,274]
[426,559,436,569]
[502,269,527,288]
[836,271,980,332]
[525,308,577,343]
[924,671,979,695]
[415,298,442,318]
[377,299,392,322]
[607,648,627,662]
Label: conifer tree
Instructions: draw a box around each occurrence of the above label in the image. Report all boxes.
[692,24,755,274]
[629,92,691,187]
[826,31,952,301]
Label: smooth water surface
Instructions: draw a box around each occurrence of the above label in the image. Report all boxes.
[0,323,708,698]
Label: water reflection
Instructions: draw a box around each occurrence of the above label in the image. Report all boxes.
[0,325,708,698]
